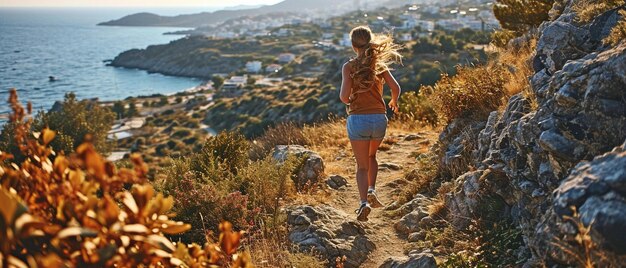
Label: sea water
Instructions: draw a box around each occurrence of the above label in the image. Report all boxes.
[0,7,211,119]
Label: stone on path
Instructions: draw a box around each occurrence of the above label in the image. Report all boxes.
[287,205,376,268]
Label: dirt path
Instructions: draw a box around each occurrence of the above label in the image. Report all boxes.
[322,130,436,267]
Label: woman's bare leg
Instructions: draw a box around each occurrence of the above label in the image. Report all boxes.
[368,139,383,189]
[350,140,370,202]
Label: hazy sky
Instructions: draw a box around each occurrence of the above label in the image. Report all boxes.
[0,0,283,7]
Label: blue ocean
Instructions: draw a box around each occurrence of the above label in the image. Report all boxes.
[0,7,212,118]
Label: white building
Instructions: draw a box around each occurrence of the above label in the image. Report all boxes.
[265,64,282,73]
[278,53,296,63]
[222,75,247,90]
[246,61,262,73]
[400,33,413,42]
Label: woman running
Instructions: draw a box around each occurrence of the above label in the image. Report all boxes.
[339,26,402,221]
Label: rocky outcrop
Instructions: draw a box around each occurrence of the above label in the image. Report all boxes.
[110,37,244,78]
[287,205,376,267]
[273,145,324,190]
[532,141,626,265]
[429,1,626,265]
[380,251,437,268]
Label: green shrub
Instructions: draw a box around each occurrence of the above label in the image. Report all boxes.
[173,129,192,138]
[126,101,139,117]
[155,143,170,156]
[32,92,115,156]
[183,136,199,145]
[112,101,125,118]
[191,131,250,177]
[166,176,258,243]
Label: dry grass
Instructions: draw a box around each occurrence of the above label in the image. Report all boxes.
[574,0,624,22]
[302,118,350,160]
[378,136,400,151]
[247,229,327,268]
[388,112,436,131]
[422,63,508,124]
[498,38,539,110]
[250,122,310,160]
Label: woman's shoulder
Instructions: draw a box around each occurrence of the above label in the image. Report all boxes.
[342,60,354,71]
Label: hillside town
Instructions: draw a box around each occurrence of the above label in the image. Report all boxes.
[203,1,501,93]
[195,0,500,41]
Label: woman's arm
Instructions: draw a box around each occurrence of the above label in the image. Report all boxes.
[339,62,352,104]
[383,70,401,113]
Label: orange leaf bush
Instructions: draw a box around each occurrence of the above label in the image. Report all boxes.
[0,89,253,267]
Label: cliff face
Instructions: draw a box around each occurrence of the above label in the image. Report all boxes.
[436,1,626,265]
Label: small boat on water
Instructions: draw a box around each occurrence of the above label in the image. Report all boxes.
[49,76,58,82]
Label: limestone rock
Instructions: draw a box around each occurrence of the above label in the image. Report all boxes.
[395,207,429,235]
[380,251,437,268]
[326,175,348,190]
[273,145,324,190]
[531,141,626,265]
[287,205,375,268]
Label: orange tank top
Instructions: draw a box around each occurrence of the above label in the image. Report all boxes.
[347,76,387,115]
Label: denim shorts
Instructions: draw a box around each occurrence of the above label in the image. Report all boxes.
[346,114,388,140]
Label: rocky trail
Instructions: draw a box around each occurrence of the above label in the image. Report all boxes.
[286,129,439,267]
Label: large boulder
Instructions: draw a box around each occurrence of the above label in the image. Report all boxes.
[273,145,324,190]
[287,205,376,267]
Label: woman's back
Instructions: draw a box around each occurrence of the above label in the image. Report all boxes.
[347,67,386,115]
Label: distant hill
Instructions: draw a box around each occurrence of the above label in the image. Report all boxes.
[98,0,380,27]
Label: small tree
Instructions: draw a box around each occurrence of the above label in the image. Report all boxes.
[126,101,139,118]
[35,92,115,155]
[438,35,457,53]
[112,101,125,119]
[158,96,169,106]
[212,75,224,89]
[493,0,554,34]
[247,77,256,85]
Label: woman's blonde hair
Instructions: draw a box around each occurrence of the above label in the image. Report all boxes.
[349,26,402,95]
